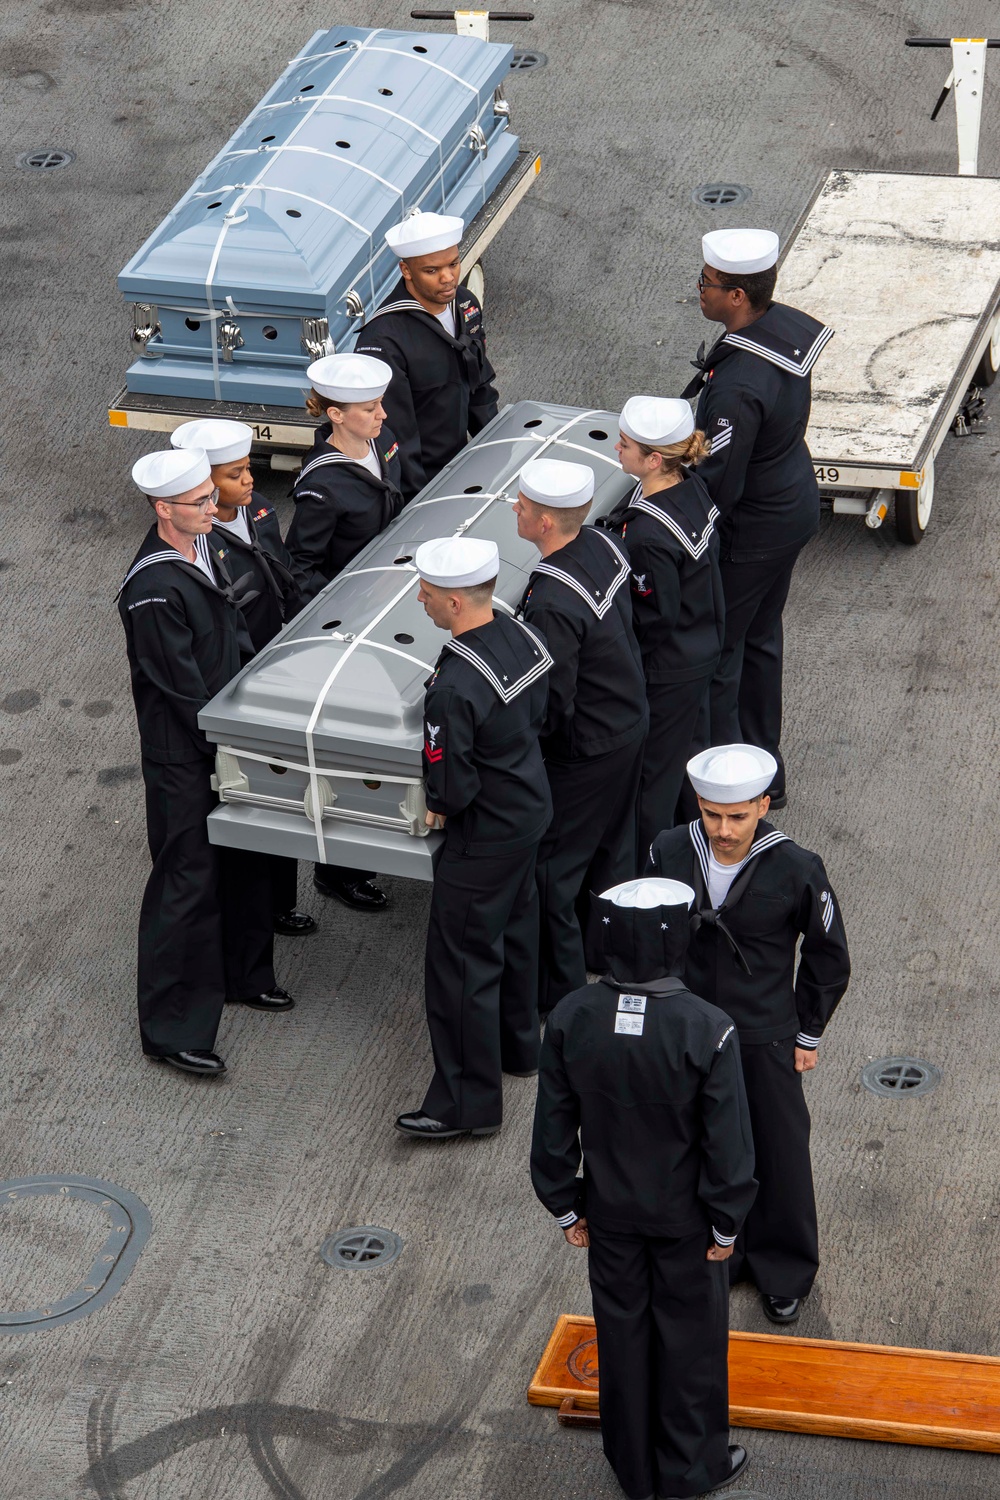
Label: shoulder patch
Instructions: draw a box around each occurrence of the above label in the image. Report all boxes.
[714,1022,735,1053]
[424,720,443,763]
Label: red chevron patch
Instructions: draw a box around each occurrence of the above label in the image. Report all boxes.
[424,744,443,763]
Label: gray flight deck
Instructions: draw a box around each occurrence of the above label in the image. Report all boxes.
[1,1,999,1497]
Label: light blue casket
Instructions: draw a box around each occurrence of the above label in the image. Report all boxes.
[118,25,519,406]
[198,403,633,881]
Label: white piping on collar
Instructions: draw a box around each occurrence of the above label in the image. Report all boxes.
[689,819,789,894]
[532,530,630,619]
[444,619,553,703]
[722,321,834,377]
[628,488,719,560]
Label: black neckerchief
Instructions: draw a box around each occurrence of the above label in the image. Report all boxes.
[366,280,483,389]
[687,819,791,976]
[212,511,293,604]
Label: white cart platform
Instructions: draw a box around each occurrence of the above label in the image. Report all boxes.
[778,169,1000,541]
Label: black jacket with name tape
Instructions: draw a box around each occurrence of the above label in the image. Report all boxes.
[604,471,725,684]
[531,977,757,1239]
[353,279,499,501]
[422,614,553,856]
[689,302,833,561]
[286,424,404,605]
[646,820,851,1046]
[117,525,247,765]
[517,527,648,762]
[211,492,295,657]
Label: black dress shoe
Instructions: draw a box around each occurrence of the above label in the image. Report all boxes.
[227,986,295,1012]
[394,1110,500,1140]
[273,908,317,936]
[157,1049,226,1076]
[762,1293,802,1323]
[658,1445,748,1499]
[314,874,388,910]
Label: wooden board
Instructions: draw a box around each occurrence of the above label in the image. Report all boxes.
[528,1315,1000,1453]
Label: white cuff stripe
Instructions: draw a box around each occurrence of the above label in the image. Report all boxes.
[796,1033,821,1048]
[712,1228,737,1246]
[556,1211,579,1228]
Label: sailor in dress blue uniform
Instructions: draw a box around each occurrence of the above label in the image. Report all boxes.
[531,876,756,1500]
[395,538,553,1140]
[607,396,724,848]
[685,229,834,806]
[353,211,499,502]
[646,745,850,1322]
[118,450,293,1075]
[172,418,315,941]
[513,460,648,1014]
[286,354,405,913]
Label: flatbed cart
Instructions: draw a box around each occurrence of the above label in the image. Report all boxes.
[785,37,1000,543]
[779,167,1000,543]
[107,144,540,467]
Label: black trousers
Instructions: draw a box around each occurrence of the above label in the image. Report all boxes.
[218,846,277,1001]
[729,1036,818,1298]
[421,840,541,1130]
[313,861,375,887]
[589,1225,731,1500]
[270,854,300,915]
[138,757,226,1056]
[709,546,805,793]
[538,740,643,1013]
[638,673,714,855]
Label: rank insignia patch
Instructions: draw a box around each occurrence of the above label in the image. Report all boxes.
[424,721,443,764]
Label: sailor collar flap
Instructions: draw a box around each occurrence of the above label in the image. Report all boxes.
[627,477,719,560]
[689,818,790,902]
[364,283,478,351]
[532,529,631,618]
[117,531,255,609]
[298,439,391,491]
[721,303,834,378]
[443,617,553,703]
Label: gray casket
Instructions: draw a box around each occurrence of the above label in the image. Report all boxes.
[199,402,634,880]
[119,25,519,406]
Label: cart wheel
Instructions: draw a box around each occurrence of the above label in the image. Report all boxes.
[974,313,1000,388]
[894,462,934,545]
[462,260,485,307]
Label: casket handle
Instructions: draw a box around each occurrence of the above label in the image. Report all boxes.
[467,124,488,156]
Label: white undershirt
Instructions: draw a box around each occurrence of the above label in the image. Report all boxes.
[213,509,251,544]
[436,303,457,337]
[707,848,740,910]
[357,444,381,478]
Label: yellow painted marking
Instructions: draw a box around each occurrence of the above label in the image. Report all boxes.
[108,410,128,427]
[898,470,923,489]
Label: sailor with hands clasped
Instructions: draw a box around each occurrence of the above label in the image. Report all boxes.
[514,458,648,1014]
[118,449,294,1077]
[609,396,724,848]
[687,229,833,806]
[531,876,756,1500]
[354,210,499,501]
[171,418,316,941]
[646,744,850,1322]
[286,352,405,914]
[395,537,553,1141]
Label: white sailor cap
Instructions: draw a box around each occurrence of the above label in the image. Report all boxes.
[385,210,464,259]
[702,228,779,275]
[307,352,392,403]
[619,396,695,448]
[518,458,595,508]
[171,418,253,466]
[600,877,695,910]
[132,447,211,499]
[687,743,777,803]
[415,536,499,589]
